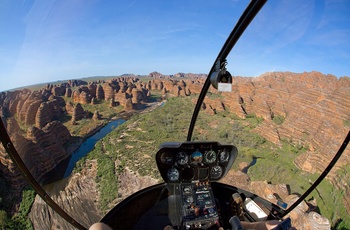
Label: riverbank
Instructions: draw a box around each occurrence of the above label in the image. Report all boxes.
[63,119,126,178]
[63,100,165,178]
[42,100,165,185]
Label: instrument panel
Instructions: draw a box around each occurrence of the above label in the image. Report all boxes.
[156,142,238,183]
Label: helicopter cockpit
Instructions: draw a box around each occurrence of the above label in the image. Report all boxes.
[0,0,349,230]
[97,141,292,230]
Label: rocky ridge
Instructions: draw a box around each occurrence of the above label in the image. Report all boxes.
[28,161,159,230]
[29,160,101,230]
[201,71,350,215]
[0,71,349,228]
[0,76,154,214]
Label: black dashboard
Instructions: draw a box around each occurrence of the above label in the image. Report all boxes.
[156,142,238,183]
[155,142,238,229]
[103,141,287,230]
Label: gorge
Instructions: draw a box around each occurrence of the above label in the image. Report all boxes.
[0,71,349,229]
[63,119,125,178]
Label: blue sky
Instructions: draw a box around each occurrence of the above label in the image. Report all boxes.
[0,0,349,91]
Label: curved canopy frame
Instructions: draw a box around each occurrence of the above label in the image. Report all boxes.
[0,0,349,229]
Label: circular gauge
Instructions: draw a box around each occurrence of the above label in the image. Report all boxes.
[177,152,188,165]
[160,152,174,165]
[191,150,203,164]
[167,167,180,182]
[204,150,217,164]
[219,150,229,162]
[210,165,223,179]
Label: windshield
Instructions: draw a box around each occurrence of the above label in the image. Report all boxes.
[0,1,349,230]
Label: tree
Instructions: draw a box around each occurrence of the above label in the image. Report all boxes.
[0,210,8,228]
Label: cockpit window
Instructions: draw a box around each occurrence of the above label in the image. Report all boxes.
[0,1,349,229]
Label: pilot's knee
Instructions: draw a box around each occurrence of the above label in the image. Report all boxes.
[229,216,244,230]
[89,222,113,230]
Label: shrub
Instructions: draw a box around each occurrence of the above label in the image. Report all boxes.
[272,114,285,125]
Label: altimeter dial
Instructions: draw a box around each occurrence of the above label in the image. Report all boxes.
[204,150,217,164]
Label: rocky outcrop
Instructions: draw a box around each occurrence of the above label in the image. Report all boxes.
[91,97,97,105]
[67,79,88,87]
[51,85,65,96]
[92,111,101,120]
[8,94,21,116]
[29,160,101,230]
[65,88,72,97]
[201,71,350,217]
[115,92,127,106]
[72,87,92,104]
[12,129,68,184]
[131,88,143,104]
[18,92,43,124]
[42,121,71,146]
[96,85,104,100]
[116,167,158,203]
[285,195,331,230]
[24,121,71,177]
[65,101,74,115]
[72,103,85,121]
[102,83,115,101]
[0,142,27,214]
[1,72,348,227]
[201,72,349,163]
[109,98,116,107]
[125,98,133,110]
[36,102,54,129]
[148,71,163,78]
[72,88,81,102]
[4,117,20,134]
[35,99,63,128]
[80,91,92,104]
[118,82,127,93]
[88,84,97,98]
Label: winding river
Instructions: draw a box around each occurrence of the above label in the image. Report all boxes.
[242,156,259,173]
[63,119,125,178]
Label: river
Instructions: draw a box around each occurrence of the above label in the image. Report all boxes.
[63,119,125,178]
[242,156,259,173]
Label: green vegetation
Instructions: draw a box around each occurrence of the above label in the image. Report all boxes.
[3,78,348,227]
[147,91,163,102]
[207,92,224,100]
[137,77,154,83]
[72,90,348,226]
[0,210,7,229]
[61,98,123,136]
[0,188,35,229]
[343,119,350,127]
[97,155,119,210]
[272,114,285,125]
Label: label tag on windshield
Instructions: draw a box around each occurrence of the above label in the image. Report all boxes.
[218,83,232,92]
